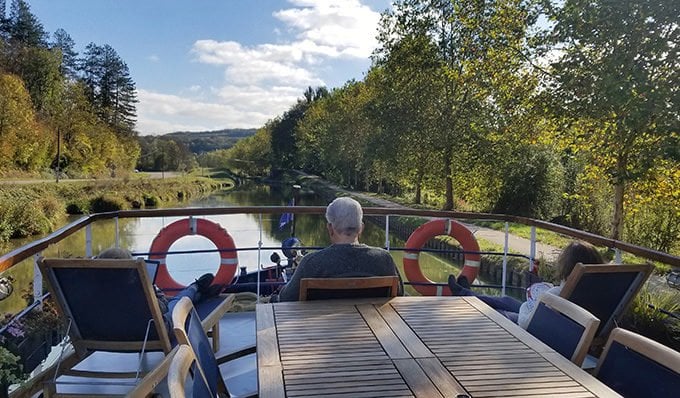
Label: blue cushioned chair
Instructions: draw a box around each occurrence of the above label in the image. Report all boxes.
[559,263,653,345]
[172,297,257,398]
[164,344,212,398]
[594,328,680,398]
[37,257,235,397]
[525,293,600,366]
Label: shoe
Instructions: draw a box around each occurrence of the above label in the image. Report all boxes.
[203,284,224,298]
[457,275,470,289]
[195,273,214,292]
[448,274,464,296]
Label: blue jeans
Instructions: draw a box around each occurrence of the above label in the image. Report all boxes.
[458,286,522,322]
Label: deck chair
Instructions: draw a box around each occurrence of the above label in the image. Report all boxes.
[525,293,600,366]
[593,328,680,398]
[124,345,179,398]
[37,257,234,396]
[299,275,400,301]
[172,297,257,398]
[164,344,213,398]
[559,263,653,345]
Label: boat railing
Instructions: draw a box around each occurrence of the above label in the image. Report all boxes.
[1,206,679,307]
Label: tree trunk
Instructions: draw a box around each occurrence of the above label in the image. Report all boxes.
[415,171,422,204]
[612,181,625,241]
[443,148,453,210]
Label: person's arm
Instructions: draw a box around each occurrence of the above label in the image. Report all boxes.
[276,257,310,302]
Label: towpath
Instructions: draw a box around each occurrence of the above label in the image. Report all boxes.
[302,173,561,262]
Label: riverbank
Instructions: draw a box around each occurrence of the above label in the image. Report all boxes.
[0,176,224,248]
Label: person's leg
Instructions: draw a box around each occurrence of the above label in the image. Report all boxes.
[476,295,522,313]
[448,274,522,315]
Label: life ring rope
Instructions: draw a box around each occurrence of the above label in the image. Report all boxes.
[403,218,481,296]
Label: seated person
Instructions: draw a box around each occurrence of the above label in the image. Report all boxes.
[96,247,217,314]
[273,197,402,302]
[447,240,604,326]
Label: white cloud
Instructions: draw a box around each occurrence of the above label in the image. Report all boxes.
[136,89,272,135]
[138,0,383,135]
[147,54,160,62]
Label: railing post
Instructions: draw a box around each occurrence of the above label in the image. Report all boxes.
[502,223,509,296]
[85,224,93,257]
[34,253,43,309]
[614,248,622,263]
[384,215,390,251]
[115,217,120,248]
[530,226,537,273]
[256,213,263,303]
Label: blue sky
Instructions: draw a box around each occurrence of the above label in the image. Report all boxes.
[26,0,392,135]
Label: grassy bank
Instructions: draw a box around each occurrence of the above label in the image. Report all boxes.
[0,176,224,246]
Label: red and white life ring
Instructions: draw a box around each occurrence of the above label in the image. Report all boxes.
[148,218,238,295]
[403,219,481,296]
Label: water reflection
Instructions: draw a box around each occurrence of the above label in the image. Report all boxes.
[0,183,467,313]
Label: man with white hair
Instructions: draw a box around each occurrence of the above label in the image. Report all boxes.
[275,196,402,302]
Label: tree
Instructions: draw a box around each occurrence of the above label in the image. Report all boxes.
[0,72,51,171]
[270,86,328,171]
[6,0,46,47]
[80,43,138,135]
[51,28,78,80]
[547,0,679,240]
[375,0,540,209]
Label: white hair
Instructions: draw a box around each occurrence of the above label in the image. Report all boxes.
[325,197,363,236]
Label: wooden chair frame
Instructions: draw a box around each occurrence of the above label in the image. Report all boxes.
[594,327,680,377]
[298,276,400,301]
[39,257,173,362]
[526,293,600,366]
[126,345,180,398]
[559,263,653,342]
[172,297,257,398]
[165,345,211,398]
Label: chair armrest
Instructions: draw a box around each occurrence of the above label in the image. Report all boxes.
[199,294,236,332]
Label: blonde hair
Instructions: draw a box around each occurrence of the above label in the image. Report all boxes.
[557,241,604,281]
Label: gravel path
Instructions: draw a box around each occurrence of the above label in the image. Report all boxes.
[305,173,562,261]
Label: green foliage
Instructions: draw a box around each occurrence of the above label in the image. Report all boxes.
[164,129,256,153]
[621,285,680,351]
[492,147,565,220]
[0,345,24,386]
[548,0,679,239]
[0,178,221,242]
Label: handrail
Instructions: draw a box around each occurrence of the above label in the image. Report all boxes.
[1,206,679,271]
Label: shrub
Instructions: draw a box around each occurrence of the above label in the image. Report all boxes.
[493,147,565,220]
[65,200,89,215]
[143,195,160,207]
[0,346,24,387]
[621,285,680,351]
[90,195,128,213]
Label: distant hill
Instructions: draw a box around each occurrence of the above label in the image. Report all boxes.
[163,128,257,153]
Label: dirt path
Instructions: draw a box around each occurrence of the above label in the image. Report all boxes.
[304,173,561,262]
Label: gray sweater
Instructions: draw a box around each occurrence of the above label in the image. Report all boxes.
[275,243,401,302]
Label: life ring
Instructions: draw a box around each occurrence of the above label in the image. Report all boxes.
[149,218,238,295]
[403,219,481,296]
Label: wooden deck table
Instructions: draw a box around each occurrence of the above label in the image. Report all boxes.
[257,296,621,398]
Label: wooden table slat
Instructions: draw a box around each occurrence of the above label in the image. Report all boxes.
[257,297,620,398]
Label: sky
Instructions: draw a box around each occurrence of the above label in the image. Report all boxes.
[25,0,393,135]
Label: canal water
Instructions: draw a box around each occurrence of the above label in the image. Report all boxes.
[0,183,465,314]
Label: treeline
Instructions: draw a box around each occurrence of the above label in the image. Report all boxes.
[0,0,139,178]
[225,0,679,254]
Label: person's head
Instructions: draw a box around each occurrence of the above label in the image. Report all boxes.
[557,241,604,281]
[325,197,364,243]
[97,247,133,259]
